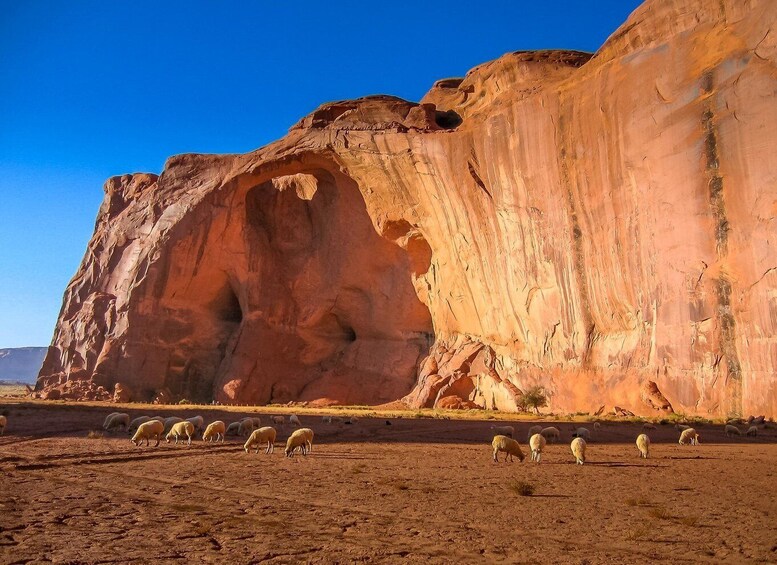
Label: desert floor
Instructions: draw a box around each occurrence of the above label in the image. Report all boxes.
[0,402,775,564]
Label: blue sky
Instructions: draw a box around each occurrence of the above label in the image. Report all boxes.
[0,1,643,348]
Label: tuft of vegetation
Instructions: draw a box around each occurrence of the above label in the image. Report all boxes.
[521,386,548,414]
[86,430,103,439]
[648,506,671,520]
[178,398,191,405]
[510,480,535,497]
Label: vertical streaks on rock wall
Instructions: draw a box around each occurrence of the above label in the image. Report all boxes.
[702,69,742,417]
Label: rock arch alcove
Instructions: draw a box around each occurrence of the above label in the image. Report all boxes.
[212,169,435,405]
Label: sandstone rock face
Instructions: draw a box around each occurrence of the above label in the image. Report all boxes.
[37,0,777,417]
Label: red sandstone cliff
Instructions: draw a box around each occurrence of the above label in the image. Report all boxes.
[37,0,777,417]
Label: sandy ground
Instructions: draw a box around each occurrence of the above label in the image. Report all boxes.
[0,403,776,564]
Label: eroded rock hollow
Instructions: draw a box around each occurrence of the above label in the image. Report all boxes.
[37,0,777,416]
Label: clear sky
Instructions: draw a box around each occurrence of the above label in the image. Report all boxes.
[0,0,643,348]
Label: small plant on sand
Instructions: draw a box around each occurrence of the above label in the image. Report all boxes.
[648,506,671,520]
[510,480,535,497]
[521,386,548,414]
[178,398,190,405]
[86,430,103,439]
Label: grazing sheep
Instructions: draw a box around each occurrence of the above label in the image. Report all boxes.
[529,433,546,463]
[636,434,650,458]
[185,415,205,434]
[527,425,543,443]
[725,424,742,437]
[571,437,587,465]
[244,427,277,454]
[226,421,242,436]
[540,426,561,443]
[752,415,765,425]
[490,425,515,438]
[248,417,262,428]
[0,414,6,435]
[163,417,184,433]
[676,424,691,432]
[131,420,165,447]
[492,435,525,463]
[678,428,700,445]
[642,423,656,431]
[322,416,332,424]
[128,416,153,434]
[746,426,758,437]
[271,415,285,426]
[103,412,120,429]
[571,427,591,440]
[285,428,314,457]
[104,413,130,432]
[289,414,301,426]
[202,421,226,443]
[238,418,256,437]
[165,421,195,446]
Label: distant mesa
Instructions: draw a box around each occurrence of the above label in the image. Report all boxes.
[0,347,47,384]
[35,0,777,417]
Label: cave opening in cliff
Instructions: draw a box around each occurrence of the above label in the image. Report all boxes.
[211,167,436,405]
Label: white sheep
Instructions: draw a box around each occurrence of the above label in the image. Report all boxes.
[571,437,587,465]
[130,419,165,447]
[163,416,184,433]
[492,435,525,462]
[128,415,152,434]
[289,414,301,426]
[678,428,700,445]
[165,421,195,445]
[202,421,226,443]
[527,425,543,443]
[0,414,6,435]
[185,415,205,434]
[636,434,650,458]
[529,433,546,463]
[271,415,285,426]
[105,413,130,431]
[571,427,591,440]
[642,423,656,431]
[490,425,515,438]
[725,424,742,437]
[244,427,277,454]
[746,426,758,437]
[540,426,561,443]
[285,428,314,457]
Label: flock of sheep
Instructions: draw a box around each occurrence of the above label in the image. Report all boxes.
[1,409,770,465]
[102,412,315,457]
[488,419,764,464]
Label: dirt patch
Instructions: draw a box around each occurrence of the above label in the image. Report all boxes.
[0,402,775,563]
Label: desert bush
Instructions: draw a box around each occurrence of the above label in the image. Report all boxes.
[87,430,103,439]
[510,480,535,496]
[520,386,548,414]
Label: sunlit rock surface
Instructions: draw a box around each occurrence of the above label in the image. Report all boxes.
[38,0,777,416]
